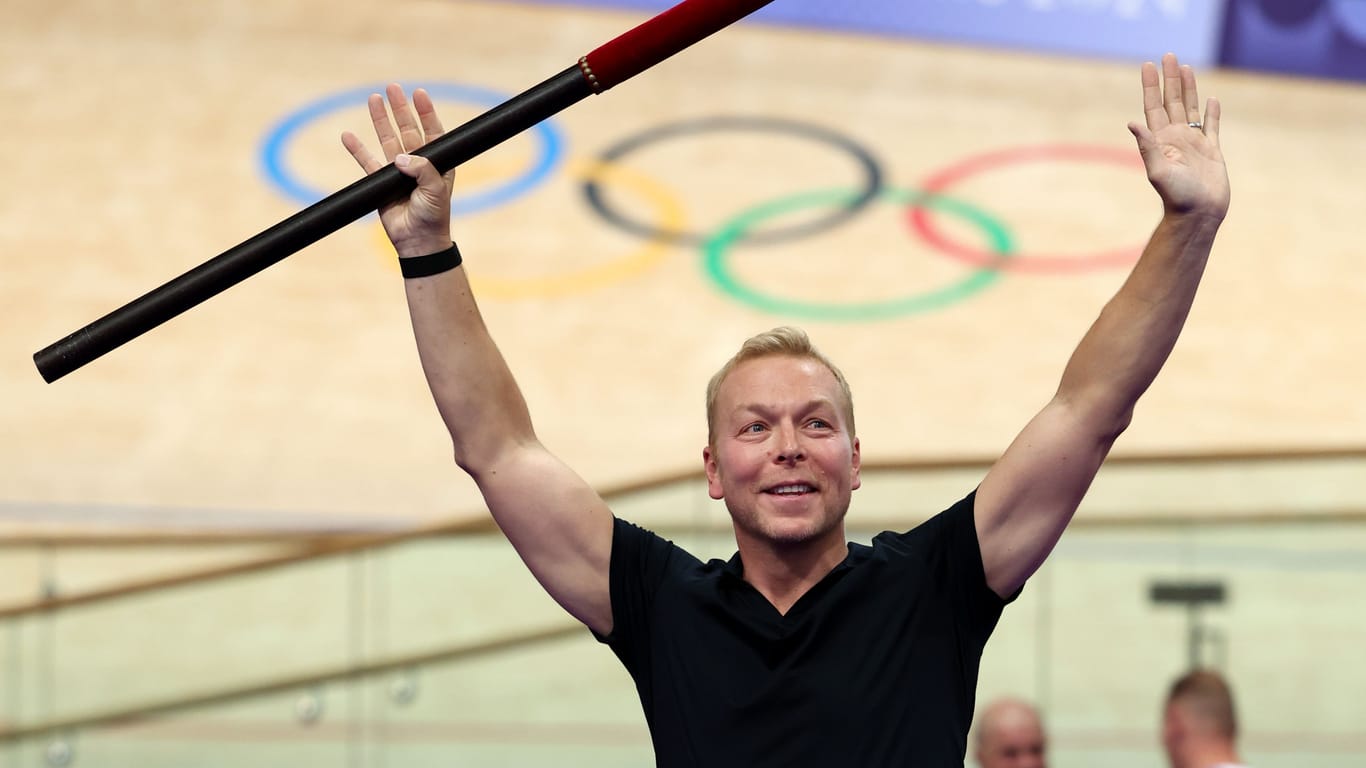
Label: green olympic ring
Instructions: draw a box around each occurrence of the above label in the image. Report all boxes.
[703,187,1015,321]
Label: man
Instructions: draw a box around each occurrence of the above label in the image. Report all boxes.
[342,52,1229,766]
[1163,669,1248,768]
[975,697,1048,768]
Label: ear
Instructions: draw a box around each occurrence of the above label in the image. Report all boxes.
[1162,703,1184,754]
[703,445,725,500]
[850,436,862,491]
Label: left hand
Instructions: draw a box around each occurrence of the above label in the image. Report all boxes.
[1129,53,1230,220]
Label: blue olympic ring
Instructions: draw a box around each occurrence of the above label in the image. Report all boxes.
[259,82,565,216]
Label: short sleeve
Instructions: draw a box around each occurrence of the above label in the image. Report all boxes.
[942,490,1018,638]
[872,491,1014,642]
[592,517,688,679]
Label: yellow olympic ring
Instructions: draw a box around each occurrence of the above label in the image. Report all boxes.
[372,158,685,299]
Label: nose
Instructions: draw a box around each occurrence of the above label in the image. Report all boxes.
[773,425,804,464]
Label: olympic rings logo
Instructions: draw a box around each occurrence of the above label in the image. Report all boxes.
[259,82,1148,322]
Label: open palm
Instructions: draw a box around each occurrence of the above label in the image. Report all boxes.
[1129,54,1231,219]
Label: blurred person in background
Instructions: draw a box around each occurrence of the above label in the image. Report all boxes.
[975,696,1048,768]
[1162,669,1248,768]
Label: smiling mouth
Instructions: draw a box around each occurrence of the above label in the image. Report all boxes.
[765,483,816,496]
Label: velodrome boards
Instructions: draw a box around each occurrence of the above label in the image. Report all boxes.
[1,0,1363,536]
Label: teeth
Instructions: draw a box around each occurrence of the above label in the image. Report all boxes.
[770,485,812,495]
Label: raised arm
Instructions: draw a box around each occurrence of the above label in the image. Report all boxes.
[975,54,1230,598]
[342,85,614,634]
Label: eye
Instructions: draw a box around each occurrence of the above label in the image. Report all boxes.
[742,423,767,434]
[807,418,831,429]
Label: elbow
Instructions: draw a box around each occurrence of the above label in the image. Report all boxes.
[450,432,537,481]
[451,442,492,479]
[1056,390,1136,446]
[1102,404,1135,443]
[1094,413,1134,455]
[439,400,538,478]
[1099,418,1132,451]
[452,446,479,477]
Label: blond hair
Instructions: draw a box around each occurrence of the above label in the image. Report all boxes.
[705,327,854,444]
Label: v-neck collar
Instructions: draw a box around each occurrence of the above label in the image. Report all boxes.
[720,544,857,620]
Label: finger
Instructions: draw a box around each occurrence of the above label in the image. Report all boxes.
[409,89,456,183]
[1181,64,1201,126]
[412,88,445,139]
[386,83,425,153]
[367,92,402,163]
[341,131,385,175]
[1162,53,1185,125]
[1140,61,1167,131]
[1203,97,1221,140]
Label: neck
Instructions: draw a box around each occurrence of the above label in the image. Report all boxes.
[733,529,848,615]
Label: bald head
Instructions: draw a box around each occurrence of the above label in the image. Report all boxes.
[976,697,1047,768]
[1166,669,1237,740]
[1162,669,1241,768]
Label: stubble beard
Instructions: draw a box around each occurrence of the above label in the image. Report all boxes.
[728,495,849,550]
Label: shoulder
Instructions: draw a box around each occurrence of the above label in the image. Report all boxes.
[608,517,705,578]
[860,491,978,560]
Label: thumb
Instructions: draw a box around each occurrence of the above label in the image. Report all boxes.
[1127,121,1154,152]
[395,153,451,209]
[395,153,444,188]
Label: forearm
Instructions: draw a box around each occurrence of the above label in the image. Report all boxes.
[1057,210,1223,427]
[403,265,536,475]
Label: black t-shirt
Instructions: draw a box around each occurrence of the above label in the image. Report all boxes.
[595,491,1012,767]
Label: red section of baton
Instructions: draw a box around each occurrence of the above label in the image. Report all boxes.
[583,0,775,92]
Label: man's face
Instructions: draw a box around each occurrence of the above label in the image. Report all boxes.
[703,355,860,549]
[978,712,1047,768]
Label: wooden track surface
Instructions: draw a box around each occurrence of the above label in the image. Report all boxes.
[2,0,1364,535]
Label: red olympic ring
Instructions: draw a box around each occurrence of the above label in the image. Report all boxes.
[907,144,1148,273]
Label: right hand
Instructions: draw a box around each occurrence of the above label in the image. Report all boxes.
[341,84,455,257]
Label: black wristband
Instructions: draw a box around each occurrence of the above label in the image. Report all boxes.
[399,243,462,279]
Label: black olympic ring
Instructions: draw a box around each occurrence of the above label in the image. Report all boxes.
[582,115,884,247]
